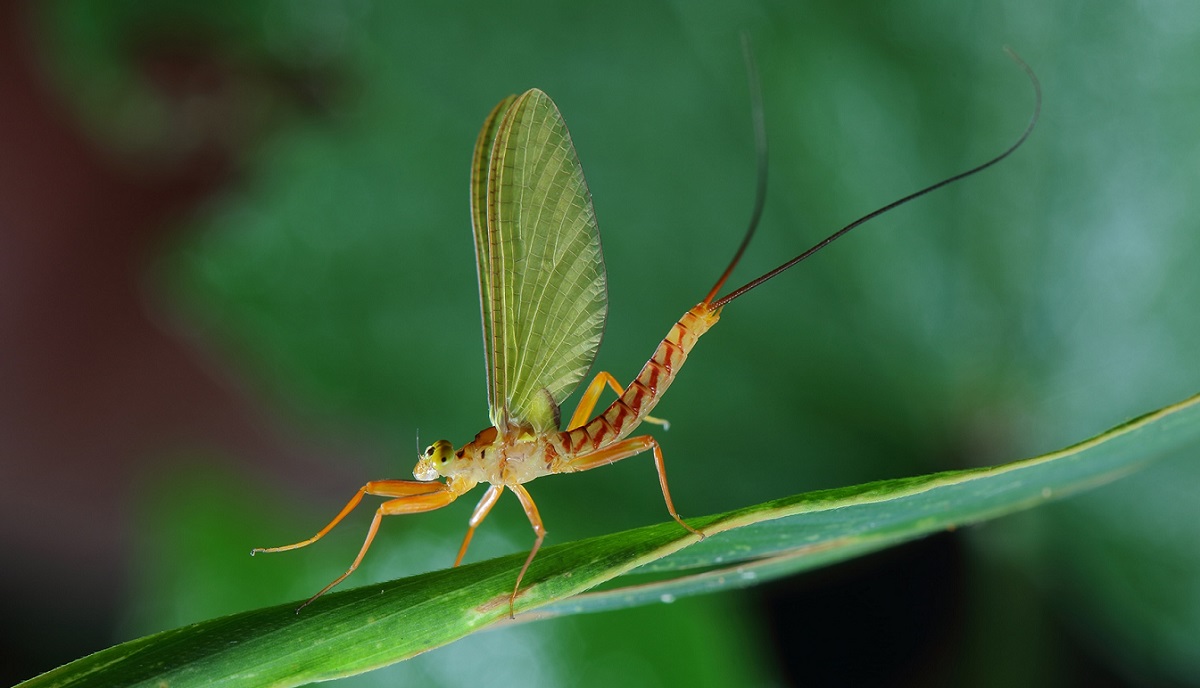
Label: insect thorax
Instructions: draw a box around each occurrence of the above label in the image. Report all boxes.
[424,425,556,487]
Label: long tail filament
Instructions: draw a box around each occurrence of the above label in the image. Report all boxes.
[704,46,1042,312]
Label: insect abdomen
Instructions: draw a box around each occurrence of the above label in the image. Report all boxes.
[564,303,721,453]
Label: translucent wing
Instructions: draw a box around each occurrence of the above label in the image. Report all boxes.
[471,89,607,435]
[470,94,515,418]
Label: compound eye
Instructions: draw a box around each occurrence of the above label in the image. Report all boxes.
[432,439,453,464]
[424,445,435,457]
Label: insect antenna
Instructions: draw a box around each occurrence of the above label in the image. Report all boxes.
[707,47,1042,311]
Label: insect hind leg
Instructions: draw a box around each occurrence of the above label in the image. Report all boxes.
[566,371,669,431]
[564,436,702,538]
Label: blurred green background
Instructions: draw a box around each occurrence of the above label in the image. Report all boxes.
[4,0,1199,685]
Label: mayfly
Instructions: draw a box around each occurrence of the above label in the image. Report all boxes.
[254,48,1040,614]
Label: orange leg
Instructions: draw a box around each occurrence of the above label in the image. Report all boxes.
[508,483,546,618]
[252,480,458,612]
[454,484,505,567]
[252,480,450,555]
[565,436,703,538]
[567,371,670,431]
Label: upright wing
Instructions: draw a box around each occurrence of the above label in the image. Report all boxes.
[470,94,515,421]
[471,89,608,435]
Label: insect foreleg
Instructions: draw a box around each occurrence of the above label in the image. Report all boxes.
[252,480,451,556]
[292,485,459,612]
[564,436,702,538]
[566,371,670,430]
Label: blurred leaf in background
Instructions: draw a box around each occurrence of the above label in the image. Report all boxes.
[3,0,1199,686]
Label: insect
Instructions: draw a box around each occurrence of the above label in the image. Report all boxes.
[254,49,1040,615]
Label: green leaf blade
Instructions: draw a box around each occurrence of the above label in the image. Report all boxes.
[21,393,1200,688]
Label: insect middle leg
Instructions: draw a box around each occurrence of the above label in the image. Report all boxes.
[454,484,504,567]
[565,436,702,537]
[452,484,543,618]
[508,483,546,617]
[566,371,670,430]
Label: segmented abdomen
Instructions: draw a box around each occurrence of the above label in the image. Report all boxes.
[558,302,722,456]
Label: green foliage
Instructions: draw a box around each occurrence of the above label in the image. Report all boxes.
[25,0,1200,685]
